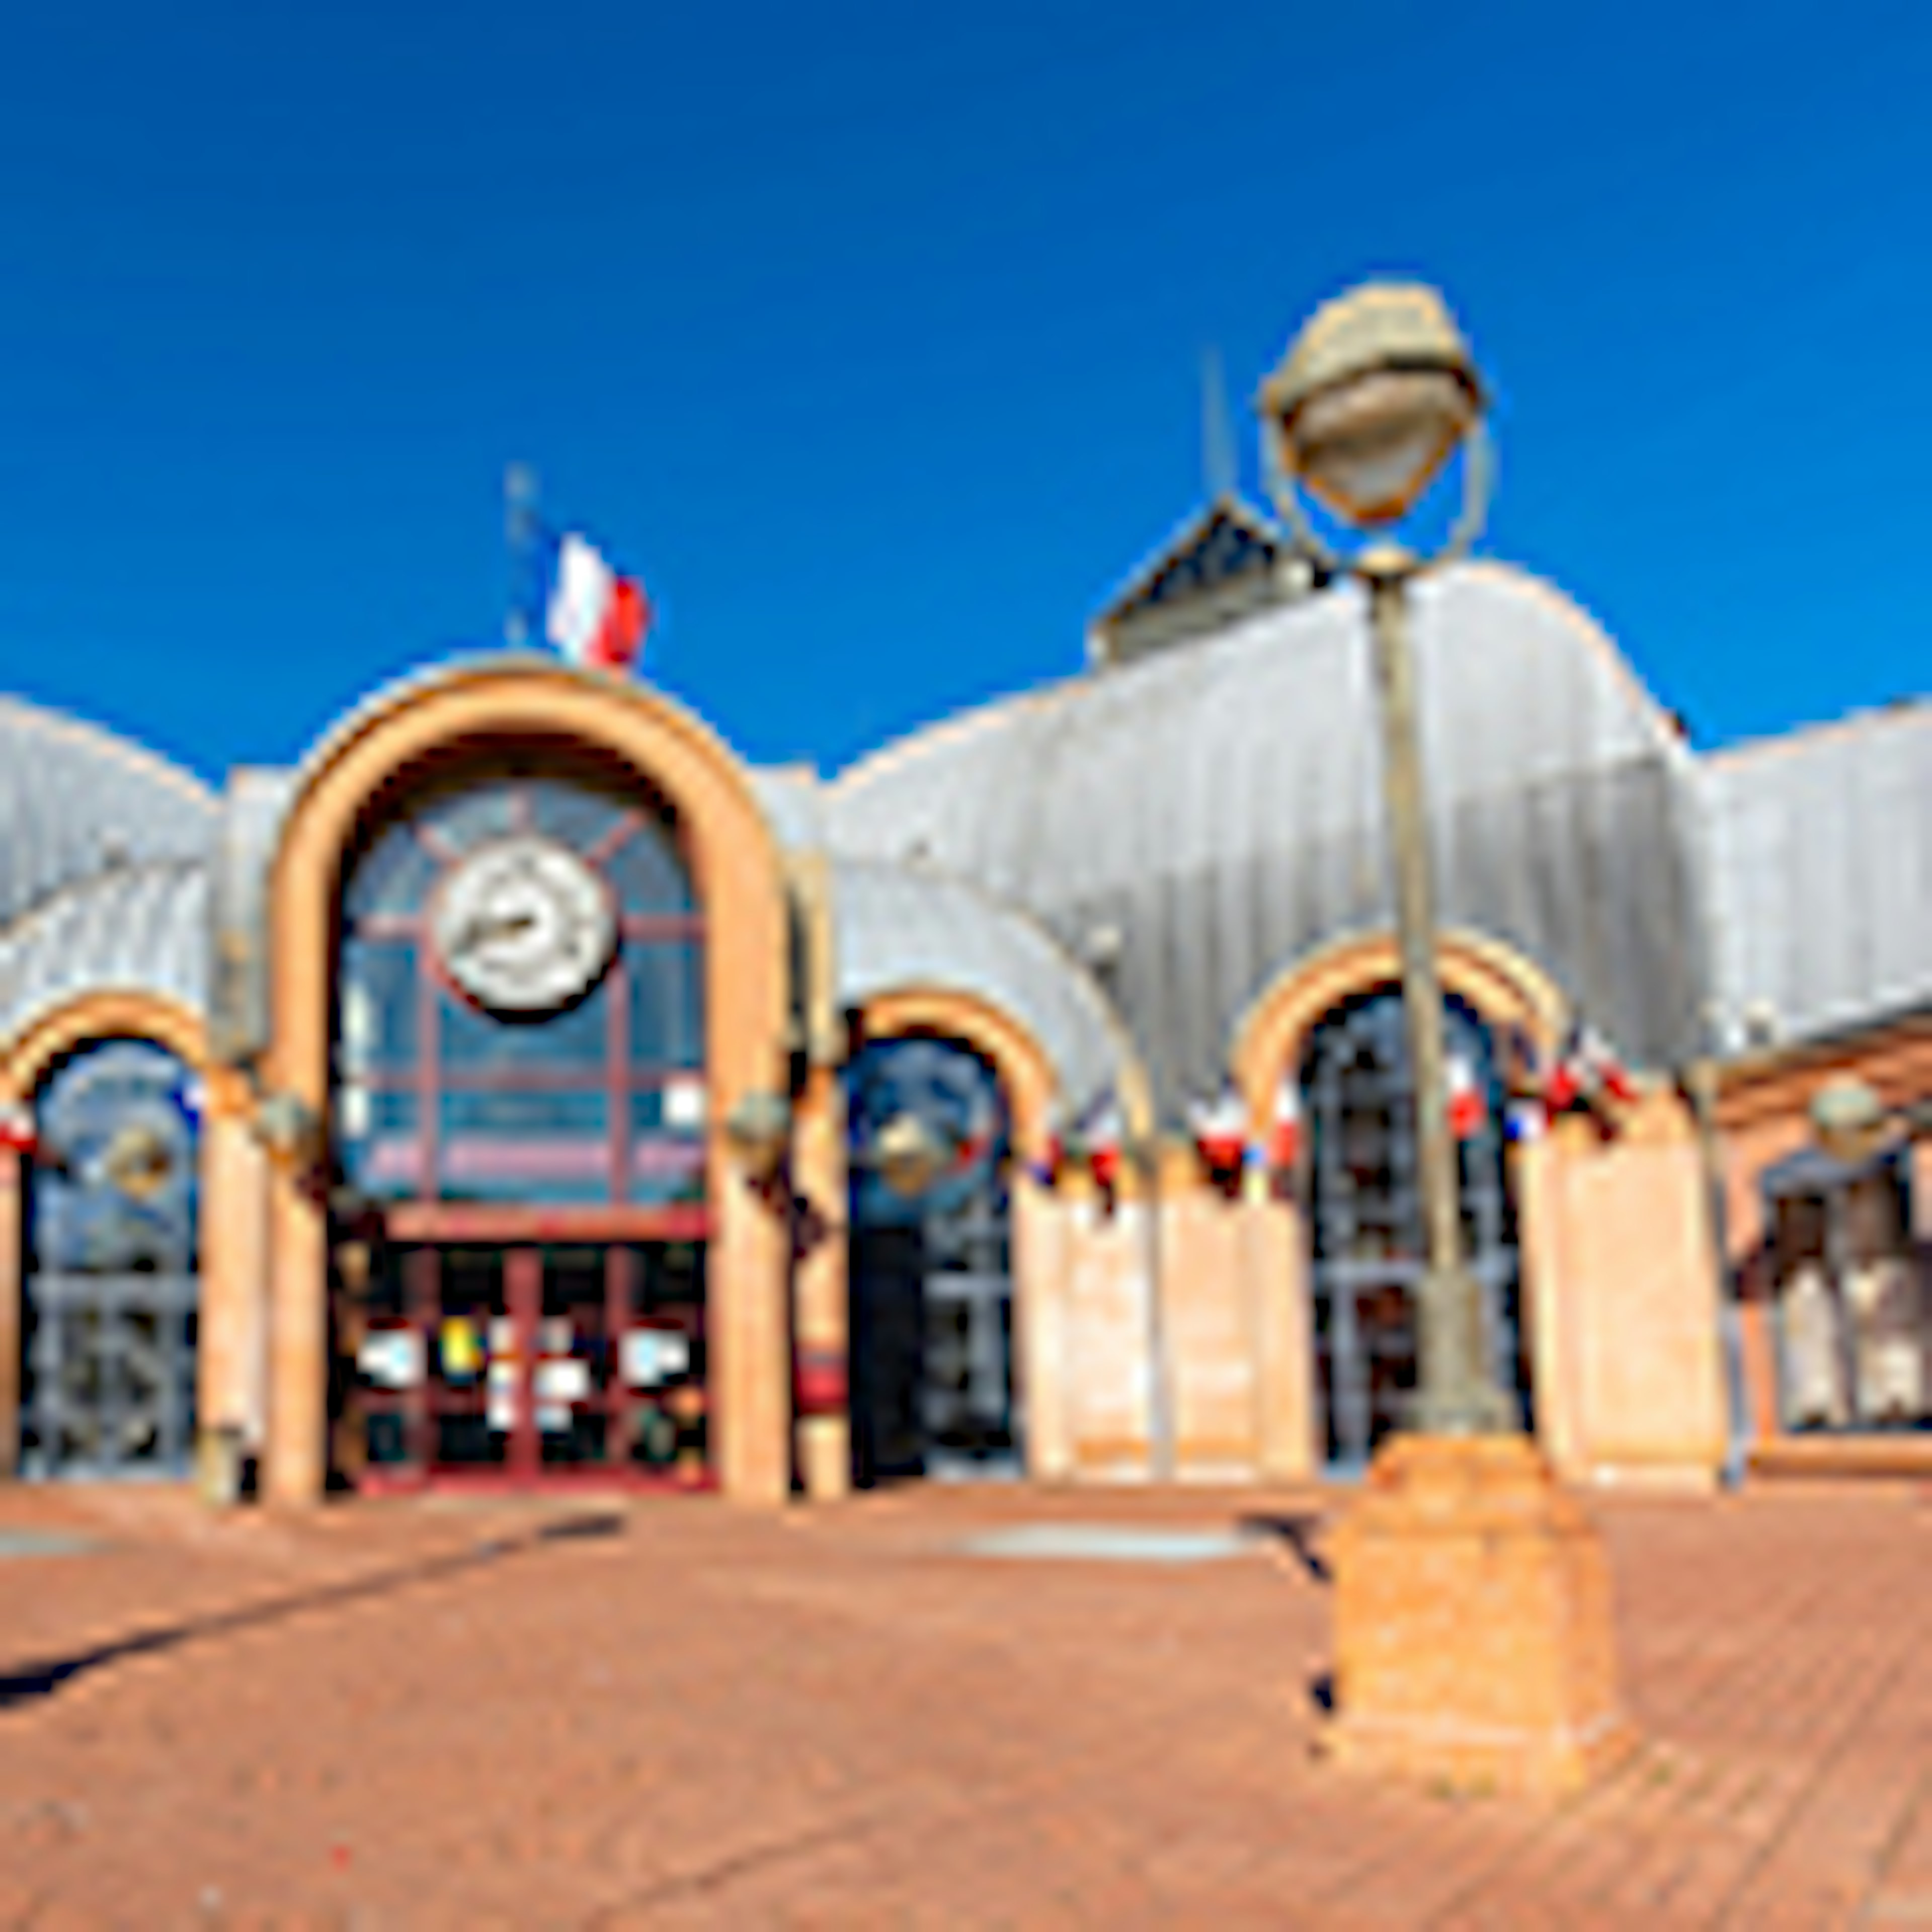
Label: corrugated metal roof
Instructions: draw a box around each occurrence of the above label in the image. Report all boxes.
[826,559,1706,1112]
[1702,704,1932,1052]
[0,859,210,1054]
[749,765,827,854]
[834,858,1129,1108]
[0,696,216,932]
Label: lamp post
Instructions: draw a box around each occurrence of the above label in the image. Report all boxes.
[1257,280,1510,1436]
[1254,280,1631,1798]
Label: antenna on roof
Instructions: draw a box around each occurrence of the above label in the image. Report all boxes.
[1200,346,1236,503]
[504,462,538,648]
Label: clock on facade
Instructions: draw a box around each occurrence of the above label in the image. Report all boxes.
[431,834,617,1014]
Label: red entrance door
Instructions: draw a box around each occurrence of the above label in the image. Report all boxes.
[338,1237,709,1492]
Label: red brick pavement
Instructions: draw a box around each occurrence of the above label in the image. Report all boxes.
[0,1480,1927,1928]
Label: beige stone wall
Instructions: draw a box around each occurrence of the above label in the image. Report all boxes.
[1058,1176,1157,1479]
[1534,1094,1727,1490]
[1159,1173,1257,1479]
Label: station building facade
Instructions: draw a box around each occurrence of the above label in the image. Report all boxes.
[1,495,1927,1503]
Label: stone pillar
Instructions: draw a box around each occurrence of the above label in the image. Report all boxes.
[196,1070,269,1469]
[1159,1148,1260,1480]
[263,1159,328,1507]
[790,1064,849,1501]
[712,1146,792,1506]
[1245,1172,1314,1483]
[1061,1169,1156,1480]
[1326,1434,1636,1797]
[0,1144,21,1479]
[1510,1130,1586,1479]
[1540,1092,1728,1489]
[1013,1175,1073,1481]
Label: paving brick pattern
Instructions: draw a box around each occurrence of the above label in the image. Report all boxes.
[0,1481,1926,1928]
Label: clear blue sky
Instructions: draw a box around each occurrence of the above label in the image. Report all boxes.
[2,0,1926,786]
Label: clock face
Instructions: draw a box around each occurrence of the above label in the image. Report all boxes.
[431,834,616,1015]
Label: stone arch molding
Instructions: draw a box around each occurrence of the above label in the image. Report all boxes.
[1,990,208,1107]
[857,987,1061,1161]
[259,659,796,1505]
[266,659,791,1118]
[1230,926,1570,1123]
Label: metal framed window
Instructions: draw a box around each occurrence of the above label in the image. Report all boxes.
[1302,988,1531,1472]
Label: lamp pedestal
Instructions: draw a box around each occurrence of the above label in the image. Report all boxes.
[1324,1432,1635,1798]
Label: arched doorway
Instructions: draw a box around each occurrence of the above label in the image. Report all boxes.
[327,754,712,1490]
[845,1034,1019,1484]
[19,1039,201,1478]
[1301,988,1531,1472]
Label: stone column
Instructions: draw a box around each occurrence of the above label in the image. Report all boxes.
[1013,1172,1072,1481]
[791,1063,849,1501]
[1245,1170,1315,1483]
[264,1158,329,1506]
[712,1138,792,1507]
[196,1069,269,1478]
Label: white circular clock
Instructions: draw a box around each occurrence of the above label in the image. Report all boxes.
[431,835,616,1014]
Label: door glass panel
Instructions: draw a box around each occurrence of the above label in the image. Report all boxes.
[623,1243,708,1477]
[431,1248,508,1469]
[539,1247,612,1467]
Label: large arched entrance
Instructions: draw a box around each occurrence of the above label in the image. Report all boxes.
[845,1034,1019,1485]
[326,752,713,1490]
[18,1038,201,1478]
[1301,988,1532,1471]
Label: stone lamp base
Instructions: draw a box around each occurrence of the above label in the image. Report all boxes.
[1323,1432,1637,1798]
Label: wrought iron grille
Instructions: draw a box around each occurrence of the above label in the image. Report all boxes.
[1303,990,1530,1470]
[846,1036,1018,1483]
[21,1038,201,1479]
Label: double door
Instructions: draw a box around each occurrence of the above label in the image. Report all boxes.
[335,1239,708,1490]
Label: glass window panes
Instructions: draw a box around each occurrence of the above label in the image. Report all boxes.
[439,979,610,1070]
[605,816,695,915]
[336,765,703,1208]
[342,821,438,920]
[30,1040,200,1274]
[338,939,418,1070]
[628,942,704,1069]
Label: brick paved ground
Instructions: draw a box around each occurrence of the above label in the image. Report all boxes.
[0,1479,1927,1929]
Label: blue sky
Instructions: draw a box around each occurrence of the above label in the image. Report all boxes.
[1,0,1926,785]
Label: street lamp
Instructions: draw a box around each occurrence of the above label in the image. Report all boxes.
[1258,279,1511,1436]
[1255,279,1631,1798]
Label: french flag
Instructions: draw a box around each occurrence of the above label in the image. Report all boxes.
[1446,1052,1488,1141]
[543,532,652,673]
[1268,1077,1303,1169]
[1188,1085,1249,1173]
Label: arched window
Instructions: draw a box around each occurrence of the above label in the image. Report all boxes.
[1301,988,1530,1470]
[845,1035,1017,1484]
[334,765,706,1209]
[21,1038,201,1477]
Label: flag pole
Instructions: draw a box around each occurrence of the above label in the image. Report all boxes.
[504,462,538,648]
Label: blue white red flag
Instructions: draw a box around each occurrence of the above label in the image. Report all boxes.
[541,531,652,673]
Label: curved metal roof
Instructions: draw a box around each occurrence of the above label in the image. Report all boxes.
[834,858,1130,1110]
[827,559,1706,1110]
[0,696,217,932]
[0,859,210,1055]
[1702,702,1932,1052]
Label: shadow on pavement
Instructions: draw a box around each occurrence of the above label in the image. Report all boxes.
[0,1509,625,1714]
[1236,1512,1333,1584]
